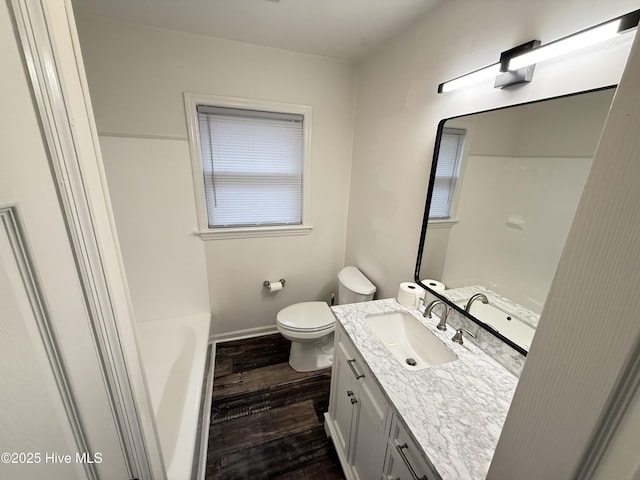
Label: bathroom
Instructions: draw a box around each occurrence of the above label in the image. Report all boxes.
[1,0,640,479]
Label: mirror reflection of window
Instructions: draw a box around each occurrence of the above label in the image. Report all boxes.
[417,87,616,354]
[430,128,466,219]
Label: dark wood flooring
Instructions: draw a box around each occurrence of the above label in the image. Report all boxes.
[205,334,345,479]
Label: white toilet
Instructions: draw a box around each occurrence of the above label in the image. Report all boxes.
[277,266,376,372]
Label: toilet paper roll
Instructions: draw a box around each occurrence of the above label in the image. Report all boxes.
[397,282,423,308]
[422,279,446,291]
[267,281,283,292]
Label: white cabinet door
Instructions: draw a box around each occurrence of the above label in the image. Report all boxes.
[384,442,416,480]
[383,415,438,480]
[351,378,388,480]
[329,337,360,456]
[327,324,390,480]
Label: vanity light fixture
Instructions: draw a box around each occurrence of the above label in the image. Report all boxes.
[438,63,501,93]
[438,8,640,93]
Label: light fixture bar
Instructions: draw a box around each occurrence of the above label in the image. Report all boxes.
[508,20,621,70]
[437,8,640,94]
[438,63,501,93]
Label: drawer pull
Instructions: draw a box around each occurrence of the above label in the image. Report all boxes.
[350,398,358,405]
[347,390,354,397]
[347,358,365,379]
[396,442,428,480]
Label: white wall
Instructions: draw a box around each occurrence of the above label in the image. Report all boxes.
[446,154,593,312]
[99,136,210,322]
[75,14,357,334]
[345,0,640,299]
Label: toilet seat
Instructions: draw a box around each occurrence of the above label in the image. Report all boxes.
[277,301,335,333]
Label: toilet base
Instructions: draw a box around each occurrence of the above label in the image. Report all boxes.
[288,333,334,372]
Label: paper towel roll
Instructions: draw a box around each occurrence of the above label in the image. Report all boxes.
[422,279,446,291]
[397,282,423,308]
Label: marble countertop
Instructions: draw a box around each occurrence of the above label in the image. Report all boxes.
[331,298,519,480]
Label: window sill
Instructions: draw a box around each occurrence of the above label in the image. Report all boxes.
[427,219,459,228]
[195,224,314,240]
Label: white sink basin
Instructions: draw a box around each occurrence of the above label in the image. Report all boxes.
[364,311,458,370]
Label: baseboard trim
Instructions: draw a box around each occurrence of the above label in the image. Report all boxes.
[210,325,279,344]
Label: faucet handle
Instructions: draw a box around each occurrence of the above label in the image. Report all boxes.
[452,328,477,345]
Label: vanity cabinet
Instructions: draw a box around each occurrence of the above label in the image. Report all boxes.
[325,322,440,480]
[325,323,389,480]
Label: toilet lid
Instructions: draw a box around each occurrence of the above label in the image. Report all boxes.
[277,301,335,332]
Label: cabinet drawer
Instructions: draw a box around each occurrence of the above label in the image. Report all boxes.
[385,415,439,480]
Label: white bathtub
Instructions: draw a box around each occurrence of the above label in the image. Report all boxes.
[445,285,538,350]
[136,314,211,480]
[456,300,535,349]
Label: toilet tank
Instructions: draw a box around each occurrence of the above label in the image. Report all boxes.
[337,266,376,305]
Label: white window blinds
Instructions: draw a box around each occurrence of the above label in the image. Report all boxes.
[430,127,465,219]
[197,106,304,228]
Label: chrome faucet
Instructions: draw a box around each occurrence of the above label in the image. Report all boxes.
[424,300,449,331]
[465,293,489,313]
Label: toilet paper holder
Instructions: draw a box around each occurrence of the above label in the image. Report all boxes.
[263,278,286,290]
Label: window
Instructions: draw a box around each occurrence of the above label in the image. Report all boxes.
[185,94,312,239]
[429,127,465,219]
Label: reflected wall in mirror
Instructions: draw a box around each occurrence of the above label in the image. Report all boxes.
[416,87,616,353]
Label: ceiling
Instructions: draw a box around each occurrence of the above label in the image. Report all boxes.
[71,0,441,61]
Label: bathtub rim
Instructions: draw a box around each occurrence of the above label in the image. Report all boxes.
[136,313,211,480]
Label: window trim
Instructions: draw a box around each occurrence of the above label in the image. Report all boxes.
[184,92,313,240]
[426,218,460,228]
